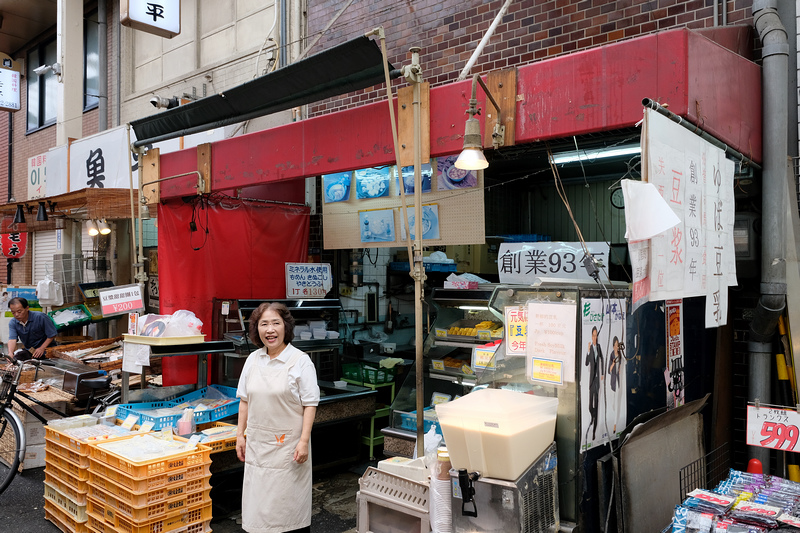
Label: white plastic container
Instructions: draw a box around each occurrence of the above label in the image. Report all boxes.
[435,388,558,481]
[312,328,327,339]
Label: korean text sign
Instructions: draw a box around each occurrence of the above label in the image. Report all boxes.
[285,263,333,299]
[99,284,145,317]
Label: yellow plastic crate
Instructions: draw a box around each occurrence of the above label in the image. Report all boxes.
[86,502,212,533]
[45,500,88,533]
[45,469,88,506]
[87,472,210,508]
[196,421,237,454]
[44,481,88,523]
[88,457,211,493]
[88,436,211,479]
[46,425,139,455]
[46,437,91,468]
[46,451,90,481]
[87,483,211,523]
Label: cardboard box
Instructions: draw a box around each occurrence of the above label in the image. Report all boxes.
[13,399,67,423]
[23,420,46,446]
[21,443,46,469]
[443,280,479,289]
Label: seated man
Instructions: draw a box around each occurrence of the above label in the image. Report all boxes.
[7,297,57,359]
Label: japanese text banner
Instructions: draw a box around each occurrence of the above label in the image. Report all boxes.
[69,125,135,190]
[498,242,609,285]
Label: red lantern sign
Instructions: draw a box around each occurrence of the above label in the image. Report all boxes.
[1,232,27,258]
[0,217,27,258]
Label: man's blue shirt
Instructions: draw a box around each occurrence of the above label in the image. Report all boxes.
[9,310,57,350]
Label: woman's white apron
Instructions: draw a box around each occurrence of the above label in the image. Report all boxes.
[242,346,311,532]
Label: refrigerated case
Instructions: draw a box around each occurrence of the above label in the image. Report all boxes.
[386,283,647,531]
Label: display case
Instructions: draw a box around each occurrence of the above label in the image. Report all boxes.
[211,298,346,383]
[384,287,504,456]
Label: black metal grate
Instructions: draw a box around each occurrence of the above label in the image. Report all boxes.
[521,468,558,533]
[0,372,12,402]
[678,442,731,502]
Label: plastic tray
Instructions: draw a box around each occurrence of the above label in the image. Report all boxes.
[88,457,211,492]
[122,334,205,345]
[44,481,88,523]
[87,470,209,507]
[196,421,237,454]
[88,436,211,479]
[342,362,396,385]
[87,483,211,522]
[49,304,92,331]
[86,502,212,533]
[358,466,429,514]
[167,385,240,424]
[45,500,89,533]
[116,387,239,429]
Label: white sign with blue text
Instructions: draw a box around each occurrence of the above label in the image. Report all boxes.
[285,263,333,299]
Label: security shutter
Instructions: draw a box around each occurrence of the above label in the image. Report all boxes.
[32,230,59,284]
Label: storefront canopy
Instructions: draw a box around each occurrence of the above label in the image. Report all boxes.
[131,36,396,147]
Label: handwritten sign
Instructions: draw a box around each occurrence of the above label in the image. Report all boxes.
[285,263,332,299]
[99,284,145,316]
[504,306,528,355]
[498,242,609,284]
[527,301,577,383]
[746,404,800,452]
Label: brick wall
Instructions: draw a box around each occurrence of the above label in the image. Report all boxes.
[308,0,753,116]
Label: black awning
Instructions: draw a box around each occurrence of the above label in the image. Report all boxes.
[131,36,394,147]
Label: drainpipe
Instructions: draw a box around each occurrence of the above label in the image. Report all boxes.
[279,0,288,68]
[749,0,789,470]
[98,0,107,131]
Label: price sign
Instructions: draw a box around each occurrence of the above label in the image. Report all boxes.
[780,515,800,528]
[99,284,145,316]
[285,263,332,299]
[746,404,800,451]
[732,501,781,518]
[435,328,447,338]
[432,360,445,371]
[472,346,497,371]
[686,489,734,507]
[477,330,492,341]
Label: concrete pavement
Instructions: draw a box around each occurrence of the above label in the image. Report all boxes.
[1,463,363,533]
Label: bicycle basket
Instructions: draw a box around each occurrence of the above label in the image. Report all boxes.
[0,372,12,402]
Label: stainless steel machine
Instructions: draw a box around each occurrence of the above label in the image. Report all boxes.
[450,441,559,533]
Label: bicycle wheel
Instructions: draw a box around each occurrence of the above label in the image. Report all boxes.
[0,408,22,494]
[92,390,121,415]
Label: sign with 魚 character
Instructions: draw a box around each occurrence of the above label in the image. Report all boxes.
[121,0,181,39]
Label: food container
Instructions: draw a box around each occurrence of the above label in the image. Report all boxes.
[312,328,327,339]
[333,380,347,389]
[435,388,558,481]
[327,331,340,339]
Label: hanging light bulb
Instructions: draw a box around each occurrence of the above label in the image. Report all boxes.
[86,220,99,236]
[98,219,111,235]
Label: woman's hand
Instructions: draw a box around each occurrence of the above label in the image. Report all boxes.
[294,440,309,464]
[236,435,246,462]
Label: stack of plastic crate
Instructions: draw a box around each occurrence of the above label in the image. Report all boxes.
[43,420,105,533]
[84,435,213,533]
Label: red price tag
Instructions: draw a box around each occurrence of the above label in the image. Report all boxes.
[687,489,733,506]
[735,502,780,516]
[759,421,800,450]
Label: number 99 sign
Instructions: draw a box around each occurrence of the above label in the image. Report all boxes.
[746,405,800,452]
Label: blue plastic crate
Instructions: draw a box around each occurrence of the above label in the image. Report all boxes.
[115,401,183,431]
[167,384,240,425]
[396,407,443,438]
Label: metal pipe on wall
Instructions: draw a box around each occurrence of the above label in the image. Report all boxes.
[279,0,288,68]
[749,0,790,470]
[457,0,514,81]
[98,0,107,131]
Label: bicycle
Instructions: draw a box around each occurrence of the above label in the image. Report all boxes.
[0,355,117,494]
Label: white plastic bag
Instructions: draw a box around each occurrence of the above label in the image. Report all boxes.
[163,310,203,337]
[413,425,443,470]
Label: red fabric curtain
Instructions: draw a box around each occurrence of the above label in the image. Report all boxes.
[157,198,310,385]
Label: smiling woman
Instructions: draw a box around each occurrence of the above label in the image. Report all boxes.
[235,302,320,533]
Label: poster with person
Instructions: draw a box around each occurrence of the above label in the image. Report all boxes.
[580,297,627,452]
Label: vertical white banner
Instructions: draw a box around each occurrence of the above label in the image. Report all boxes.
[28,153,46,200]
